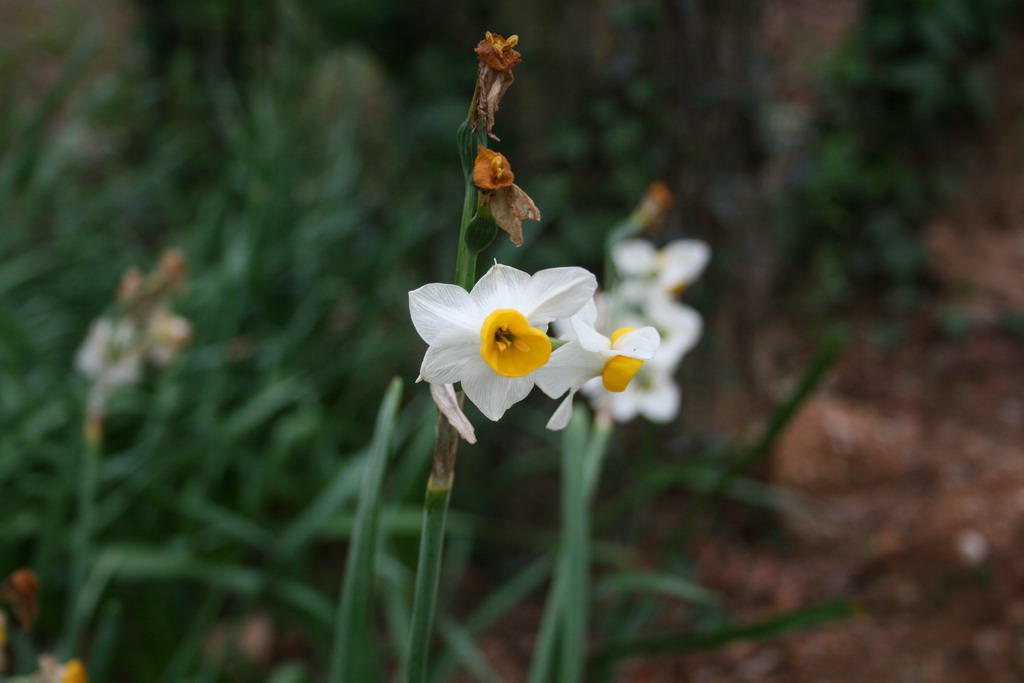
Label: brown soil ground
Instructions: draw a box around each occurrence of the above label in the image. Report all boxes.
[675,25,1024,683]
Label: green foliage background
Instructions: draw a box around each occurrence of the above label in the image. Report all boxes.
[0,0,1018,679]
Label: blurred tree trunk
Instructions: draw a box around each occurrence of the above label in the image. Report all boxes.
[662,0,778,434]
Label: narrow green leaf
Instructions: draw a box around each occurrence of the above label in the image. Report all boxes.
[594,571,719,605]
[437,616,505,683]
[589,599,859,667]
[559,407,590,683]
[329,377,404,683]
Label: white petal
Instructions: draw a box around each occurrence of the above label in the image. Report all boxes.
[616,278,656,306]
[105,354,143,388]
[609,388,640,423]
[409,284,481,346]
[610,326,660,360]
[419,342,475,384]
[76,319,112,378]
[659,240,710,290]
[612,239,657,276]
[534,343,606,399]
[576,297,599,327]
[470,263,531,313]
[551,317,575,342]
[518,267,597,324]
[429,383,477,444]
[460,355,534,421]
[546,390,578,431]
[645,300,702,367]
[636,372,681,423]
[569,316,611,353]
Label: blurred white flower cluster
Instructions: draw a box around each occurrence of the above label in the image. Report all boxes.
[76,250,192,434]
[571,238,709,425]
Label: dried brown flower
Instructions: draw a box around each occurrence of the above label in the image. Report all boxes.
[474,32,521,71]
[473,31,522,141]
[1,568,39,630]
[472,146,515,191]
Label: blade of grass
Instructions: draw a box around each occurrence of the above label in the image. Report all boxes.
[274,449,368,560]
[594,571,719,605]
[589,599,859,668]
[680,329,845,530]
[430,555,553,683]
[328,377,403,683]
[61,433,101,658]
[437,616,505,683]
[76,545,335,628]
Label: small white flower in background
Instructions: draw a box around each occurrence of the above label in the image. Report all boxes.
[584,354,680,424]
[536,299,660,431]
[76,318,145,423]
[75,250,191,433]
[612,238,710,301]
[75,319,143,389]
[145,307,193,367]
[556,233,707,427]
[409,263,597,421]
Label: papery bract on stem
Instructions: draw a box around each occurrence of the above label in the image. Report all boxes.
[471,146,540,247]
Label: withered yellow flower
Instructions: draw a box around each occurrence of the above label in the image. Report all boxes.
[472,145,515,191]
[0,568,39,630]
[474,32,521,71]
[473,31,522,140]
[470,146,539,247]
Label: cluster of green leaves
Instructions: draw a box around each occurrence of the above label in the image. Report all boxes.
[779,0,1019,308]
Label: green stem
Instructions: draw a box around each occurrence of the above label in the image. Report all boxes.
[64,423,102,657]
[454,181,478,291]
[558,409,590,683]
[525,567,565,683]
[406,475,453,683]
[404,121,481,679]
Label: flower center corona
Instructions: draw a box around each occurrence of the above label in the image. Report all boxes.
[480,309,551,378]
[602,327,644,392]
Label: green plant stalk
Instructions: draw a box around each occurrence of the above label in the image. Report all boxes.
[406,120,482,680]
[62,421,102,657]
[529,408,602,683]
[526,566,566,683]
[329,377,403,683]
[406,471,453,683]
[559,408,591,683]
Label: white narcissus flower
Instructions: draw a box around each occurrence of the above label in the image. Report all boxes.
[409,264,597,421]
[535,300,660,431]
[613,238,710,300]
